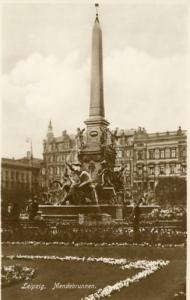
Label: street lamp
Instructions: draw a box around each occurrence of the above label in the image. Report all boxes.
[26,138,34,200]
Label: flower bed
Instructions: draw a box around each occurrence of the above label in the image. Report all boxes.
[142,207,186,221]
[83,260,169,300]
[2,225,186,245]
[3,254,169,299]
[2,241,185,248]
[1,264,35,287]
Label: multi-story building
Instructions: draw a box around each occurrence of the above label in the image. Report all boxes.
[42,122,187,197]
[1,152,42,205]
[41,121,76,188]
[132,126,187,194]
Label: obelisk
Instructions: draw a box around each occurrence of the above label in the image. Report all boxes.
[84,4,109,147]
[78,4,111,177]
[89,5,105,120]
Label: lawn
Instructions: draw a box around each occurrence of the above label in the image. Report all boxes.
[1,244,186,300]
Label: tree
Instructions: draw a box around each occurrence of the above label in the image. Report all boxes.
[1,183,32,211]
[155,177,186,206]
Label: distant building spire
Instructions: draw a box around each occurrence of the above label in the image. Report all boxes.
[49,120,52,129]
[47,120,54,140]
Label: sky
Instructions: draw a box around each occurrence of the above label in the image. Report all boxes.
[1,1,189,158]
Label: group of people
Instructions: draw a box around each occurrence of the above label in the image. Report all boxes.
[5,197,39,224]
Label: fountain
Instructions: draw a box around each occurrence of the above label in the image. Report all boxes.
[38,5,128,223]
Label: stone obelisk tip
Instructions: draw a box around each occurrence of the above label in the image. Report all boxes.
[89,2,105,119]
[95,3,99,20]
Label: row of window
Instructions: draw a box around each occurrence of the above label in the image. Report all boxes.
[45,153,70,163]
[137,148,178,160]
[136,165,186,176]
[117,149,132,159]
[116,147,186,160]
[2,170,32,182]
[45,142,71,152]
[2,181,33,188]
[48,166,64,176]
[148,148,177,159]
[115,138,133,146]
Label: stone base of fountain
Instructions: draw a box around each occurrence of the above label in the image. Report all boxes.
[39,204,159,224]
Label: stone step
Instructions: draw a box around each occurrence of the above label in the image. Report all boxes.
[41,214,78,220]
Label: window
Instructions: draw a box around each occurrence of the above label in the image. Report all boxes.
[56,166,60,175]
[126,150,130,158]
[170,165,175,174]
[138,168,143,175]
[127,138,133,146]
[138,151,143,160]
[26,173,29,181]
[49,167,53,175]
[180,148,186,158]
[149,182,154,190]
[11,171,14,180]
[159,165,165,175]
[149,166,155,175]
[165,148,170,159]
[155,149,160,159]
[5,170,9,179]
[63,142,70,149]
[149,150,155,159]
[127,163,131,171]
[21,173,24,181]
[171,148,176,158]
[117,150,123,158]
[182,149,186,157]
[41,168,46,175]
[16,172,19,181]
[160,149,165,159]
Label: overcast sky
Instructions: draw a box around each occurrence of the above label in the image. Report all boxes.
[1,1,188,158]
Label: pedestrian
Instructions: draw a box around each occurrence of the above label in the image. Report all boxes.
[11,202,20,225]
[29,197,39,221]
[7,203,12,216]
[130,198,143,243]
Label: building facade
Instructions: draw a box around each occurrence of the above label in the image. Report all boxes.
[132,126,186,193]
[42,123,187,196]
[41,121,76,188]
[114,126,187,196]
[1,152,42,205]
